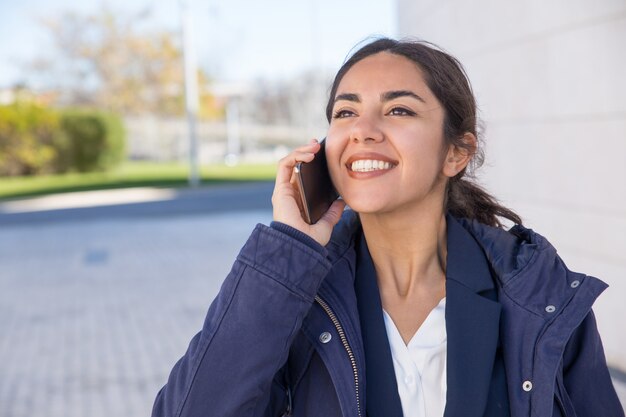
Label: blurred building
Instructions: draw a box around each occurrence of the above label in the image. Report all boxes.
[125,74,332,164]
[397,0,626,371]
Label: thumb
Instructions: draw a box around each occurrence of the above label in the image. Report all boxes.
[318,199,346,228]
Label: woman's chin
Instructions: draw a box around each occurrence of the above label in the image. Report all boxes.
[342,198,390,215]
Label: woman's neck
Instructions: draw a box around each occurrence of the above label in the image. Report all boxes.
[360,205,448,298]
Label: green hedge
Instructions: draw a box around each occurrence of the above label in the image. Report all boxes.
[0,103,125,176]
[60,110,125,172]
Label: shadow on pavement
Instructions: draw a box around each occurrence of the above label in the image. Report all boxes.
[0,181,275,227]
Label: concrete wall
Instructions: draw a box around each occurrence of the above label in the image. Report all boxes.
[397,0,626,370]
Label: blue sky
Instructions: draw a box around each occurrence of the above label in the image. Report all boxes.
[0,0,397,88]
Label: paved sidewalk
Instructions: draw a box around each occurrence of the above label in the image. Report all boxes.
[0,210,272,417]
[0,187,178,214]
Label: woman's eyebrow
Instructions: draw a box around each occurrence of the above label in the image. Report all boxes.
[381,90,426,103]
[334,91,426,104]
[334,93,360,103]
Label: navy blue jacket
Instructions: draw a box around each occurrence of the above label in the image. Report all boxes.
[152,211,624,417]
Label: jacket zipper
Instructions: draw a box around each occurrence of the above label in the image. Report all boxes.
[315,295,362,417]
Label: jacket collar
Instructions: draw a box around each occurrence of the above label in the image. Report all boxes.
[444,215,502,417]
[445,214,497,293]
[354,232,403,417]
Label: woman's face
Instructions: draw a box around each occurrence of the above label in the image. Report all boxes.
[326,52,451,216]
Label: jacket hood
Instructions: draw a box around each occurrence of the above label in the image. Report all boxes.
[455,217,553,288]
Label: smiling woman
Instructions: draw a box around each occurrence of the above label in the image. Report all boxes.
[152,38,624,417]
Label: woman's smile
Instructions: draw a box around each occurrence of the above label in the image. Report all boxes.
[346,152,398,178]
[349,160,394,172]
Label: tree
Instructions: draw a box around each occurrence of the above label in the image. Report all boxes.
[29,5,220,118]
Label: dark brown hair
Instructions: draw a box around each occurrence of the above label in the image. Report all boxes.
[325,37,521,227]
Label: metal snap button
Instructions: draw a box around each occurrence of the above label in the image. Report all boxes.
[570,280,580,288]
[522,380,533,392]
[545,305,556,313]
[319,332,332,344]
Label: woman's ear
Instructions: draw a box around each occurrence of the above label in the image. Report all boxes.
[442,132,477,178]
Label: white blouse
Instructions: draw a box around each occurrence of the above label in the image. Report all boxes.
[382,297,447,417]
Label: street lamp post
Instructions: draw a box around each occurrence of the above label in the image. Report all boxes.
[225,98,240,166]
[180,0,200,187]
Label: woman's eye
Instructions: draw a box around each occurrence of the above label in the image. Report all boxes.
[332,109,355,119]
[388,107,416,116]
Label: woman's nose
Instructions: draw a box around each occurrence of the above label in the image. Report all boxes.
[349,114,384,143]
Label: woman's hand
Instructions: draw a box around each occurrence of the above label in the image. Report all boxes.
[272,139,346,246]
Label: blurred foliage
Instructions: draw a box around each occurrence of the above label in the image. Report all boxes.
[0,102,66,176]
[60,110,125,172]
[198,71,225,120]
[0,102,126,176]
[30,6,223,119]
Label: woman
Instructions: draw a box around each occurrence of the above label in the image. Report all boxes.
[152,38,623,417]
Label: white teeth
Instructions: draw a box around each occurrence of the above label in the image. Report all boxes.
[350,160,394,172]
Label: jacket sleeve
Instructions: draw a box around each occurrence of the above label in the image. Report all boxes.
[152,223,332,417]
[560,310,625,417]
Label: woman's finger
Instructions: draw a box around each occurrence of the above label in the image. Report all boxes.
[275,152,312,186]
[289,169,305,214]
[274,143,321,185]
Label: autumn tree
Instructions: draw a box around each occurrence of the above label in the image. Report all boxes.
[30,5,221,118]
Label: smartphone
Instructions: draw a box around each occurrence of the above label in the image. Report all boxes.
[294,139,340,224]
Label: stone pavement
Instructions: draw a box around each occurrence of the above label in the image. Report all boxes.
[0,210,272,417]
[0,196,624,416]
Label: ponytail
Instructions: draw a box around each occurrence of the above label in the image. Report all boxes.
[446,177,522,228]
